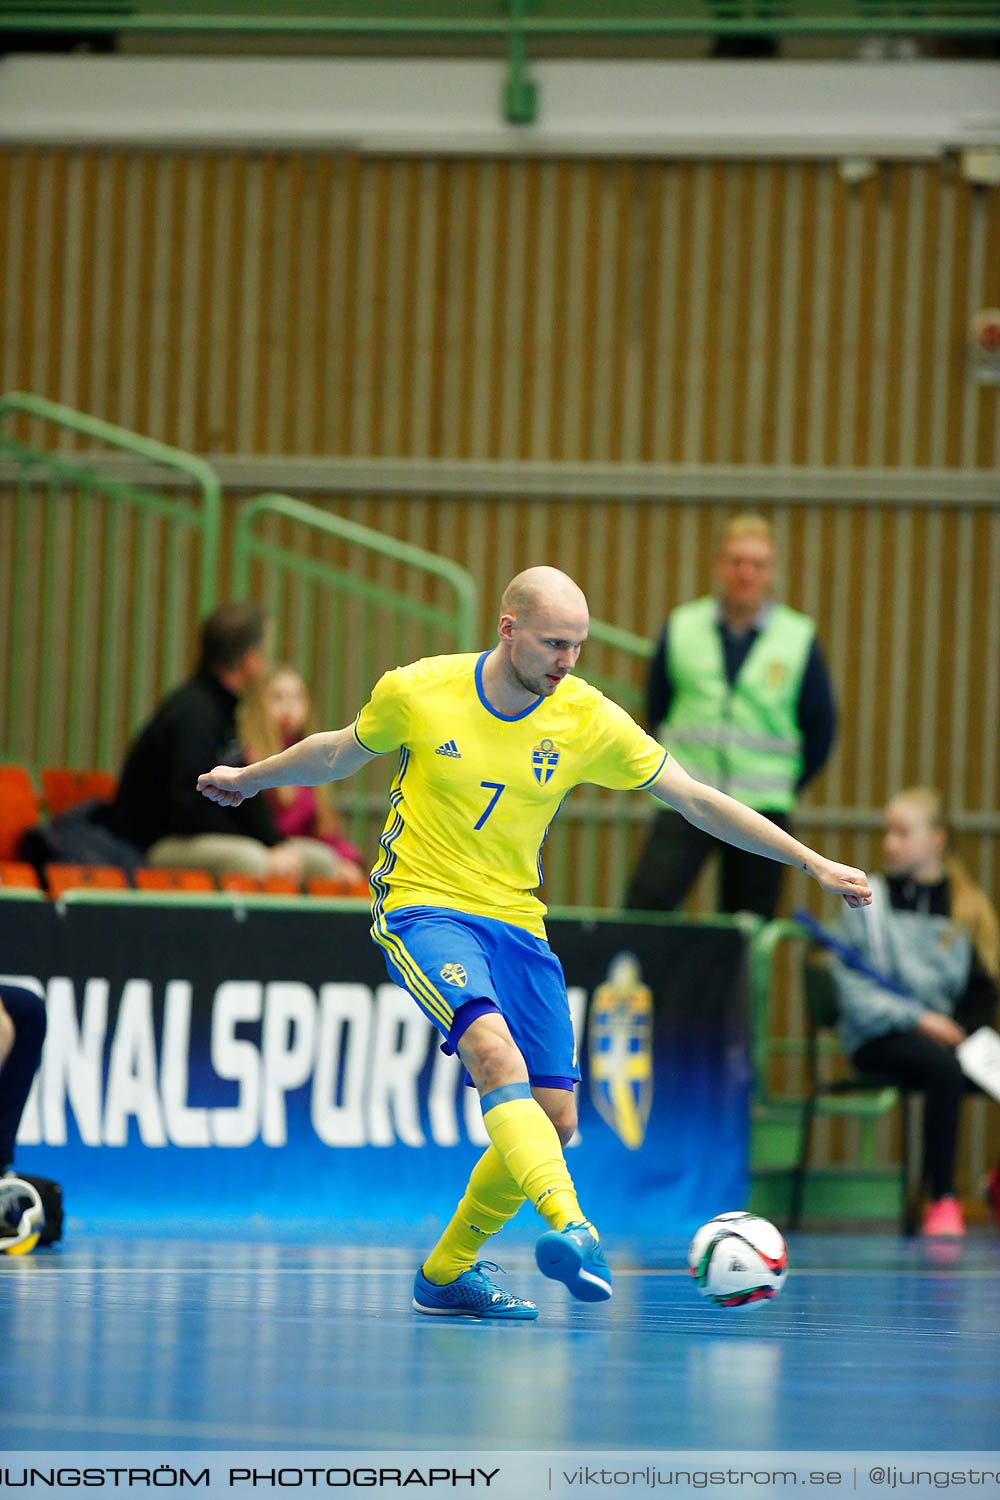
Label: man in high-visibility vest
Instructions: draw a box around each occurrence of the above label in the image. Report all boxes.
[626,513,836,920]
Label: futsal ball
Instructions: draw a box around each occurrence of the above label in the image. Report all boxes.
[687,1211,787,1308]
[0,1176,45,1256]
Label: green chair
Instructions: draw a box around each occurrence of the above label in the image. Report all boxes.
[749,920,916,1232]
[789,952,916,1235]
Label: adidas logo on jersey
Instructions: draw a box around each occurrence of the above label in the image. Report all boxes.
[435,740,461,758]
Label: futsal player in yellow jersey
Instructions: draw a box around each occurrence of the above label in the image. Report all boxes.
[198,566,872,1320]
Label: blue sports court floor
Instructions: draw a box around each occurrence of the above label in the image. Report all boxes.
[2,1230,999,1453]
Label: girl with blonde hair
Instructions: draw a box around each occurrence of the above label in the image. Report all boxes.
[834,786,999,1236]
[239,666,367,885]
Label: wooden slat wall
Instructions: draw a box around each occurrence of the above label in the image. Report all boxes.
[2,145,998,1196]
[2,150,998,466]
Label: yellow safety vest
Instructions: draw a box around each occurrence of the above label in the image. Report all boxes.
[659,597,814,812]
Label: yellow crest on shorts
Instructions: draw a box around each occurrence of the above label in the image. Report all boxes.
[440,962,468,987]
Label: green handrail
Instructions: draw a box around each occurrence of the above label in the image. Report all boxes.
[0,391,222,772]
[748,916,810,1105]
[8,2,997,32]
[583,617,650,717]
[233,490,476,641]
[231,494,477,830]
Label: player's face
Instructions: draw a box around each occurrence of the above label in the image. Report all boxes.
[506,603,589,697]
[883,799,945,877]
[268,671,310,739]
[716,537,775,615]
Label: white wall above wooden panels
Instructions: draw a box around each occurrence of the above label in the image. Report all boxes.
[1,57,998,157]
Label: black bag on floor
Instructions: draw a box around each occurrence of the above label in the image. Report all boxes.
[18,1174,64,1245]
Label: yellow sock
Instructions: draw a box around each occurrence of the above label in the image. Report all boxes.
[422,1147,525,1285]
[479,1083,584,1232]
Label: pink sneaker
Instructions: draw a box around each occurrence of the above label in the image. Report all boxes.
[922,1196,966,1238]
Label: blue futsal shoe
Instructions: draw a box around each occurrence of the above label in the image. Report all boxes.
[413,1261,539,1320]
[535,1221,612,1302]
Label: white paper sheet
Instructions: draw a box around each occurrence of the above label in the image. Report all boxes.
[956,1026,1000,1103]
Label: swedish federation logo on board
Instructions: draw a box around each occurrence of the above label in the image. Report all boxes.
[532,738,560,784]
[588,952,653,1150]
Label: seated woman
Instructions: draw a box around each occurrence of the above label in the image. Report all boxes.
[833,786,999,1238]
[239,666,367,886]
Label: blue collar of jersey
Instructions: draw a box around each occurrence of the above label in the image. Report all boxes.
[475,651,546,722]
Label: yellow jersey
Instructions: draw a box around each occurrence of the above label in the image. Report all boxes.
[354,651,668,938]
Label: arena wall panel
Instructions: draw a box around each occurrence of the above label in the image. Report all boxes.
[1,150,997,466]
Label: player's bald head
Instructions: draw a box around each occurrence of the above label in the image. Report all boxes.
[500,567,589,628]
[496,566,588,695]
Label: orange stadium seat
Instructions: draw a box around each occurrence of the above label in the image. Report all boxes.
[219,873,263,894]
[0,766,41,861]
[0,861,43,891]
[306,877,371,898]
[219,873,304,895]
[45,863,130,899]
[134,867,216,893]
[41,766,117,818]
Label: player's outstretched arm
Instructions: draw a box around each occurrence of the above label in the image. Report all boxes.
[197,725,377,808]
[648,756,872,909]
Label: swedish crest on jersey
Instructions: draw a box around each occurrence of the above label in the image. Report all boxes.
[440,962,468,987]
[532,738,560,784]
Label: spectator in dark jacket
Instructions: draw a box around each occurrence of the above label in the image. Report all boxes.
[108,603,338,885]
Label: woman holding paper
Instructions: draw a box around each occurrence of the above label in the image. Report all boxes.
[833,787,999,1238]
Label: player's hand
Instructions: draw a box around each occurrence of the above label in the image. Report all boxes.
[917,1011,965,1049]
[196,765,256,806]
[810,857,872,908]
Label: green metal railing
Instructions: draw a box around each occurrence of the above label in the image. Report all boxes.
[0,391,221,771]
[746,915,911,1225]
[749,917,810,1105]
[583,618,648,718]
[232,491,474,872]
[231,493,478,852]
[9,2,997,32]
[749,916,894,1114]
[4,4,997,125]
[232,489,477,668]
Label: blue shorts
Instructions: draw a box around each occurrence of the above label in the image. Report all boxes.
[372,905,579,1091]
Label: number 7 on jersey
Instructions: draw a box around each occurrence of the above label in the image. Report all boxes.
[474,781,506,830]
